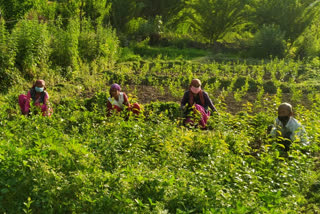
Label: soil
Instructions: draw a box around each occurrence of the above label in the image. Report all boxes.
[122,85,313,114]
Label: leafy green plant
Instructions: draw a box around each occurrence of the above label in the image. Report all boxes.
[185,0,249,44]
[0,18,17,93]
[250,24,286,58]
[11,17,51,79]
[50,17,80,77]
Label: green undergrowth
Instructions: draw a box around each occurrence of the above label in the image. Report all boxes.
[0,89,320,213]
[1,58,320,213]
[132,45,211,60]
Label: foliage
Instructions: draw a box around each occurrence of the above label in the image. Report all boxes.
[295,21,320,58]
[49,17,80,76]
[109,0,144,32]
[1,2,320,212]
[125,15,163,43]
[11,17,51,79]
[0,0,36,29]
[251,0,320,42]
[250,24,286,58]
[78,19,119,64]
[0,79,319,212]
[0,18,16,92]
[185,0,249,44]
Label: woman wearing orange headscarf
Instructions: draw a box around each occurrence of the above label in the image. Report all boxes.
[180,79,218,128]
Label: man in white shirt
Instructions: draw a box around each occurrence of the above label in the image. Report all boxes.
[270,103,308,151]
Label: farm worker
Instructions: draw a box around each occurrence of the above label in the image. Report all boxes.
[269,102,308,151]
[180,79,218,128]
[107,83,140,116]
[18,79,52,116]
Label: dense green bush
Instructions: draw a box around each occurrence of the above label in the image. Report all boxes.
[296,22,320,58]
[0,18,17,92]
[50,18,80,76]
[11,18,51,79]
[251,25,286,58]
[78,19,119,64]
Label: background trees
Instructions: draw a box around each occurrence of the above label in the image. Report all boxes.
[251,0,320,43]
[0,0,320,87]
[184,0,250,44]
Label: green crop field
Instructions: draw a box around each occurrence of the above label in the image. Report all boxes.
[1,59,320,213]
[1,0,320,213]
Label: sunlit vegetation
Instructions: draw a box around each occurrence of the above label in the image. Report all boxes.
[1,0,320,213]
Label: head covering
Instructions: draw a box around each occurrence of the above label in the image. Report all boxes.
[190,79,201,88]
[278,102,293,113]
[30,79,47,103]
[36,79,45,86]
[32,79,46,90]
[110,83,121,95]
[189,79,204,106]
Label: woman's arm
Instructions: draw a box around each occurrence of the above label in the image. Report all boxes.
[204,92,218,113]
[44,92,49,104]
[123,93,130,107]
[180,91,189,109]
[107,100,113,110]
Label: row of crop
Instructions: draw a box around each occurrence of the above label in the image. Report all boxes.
[116,58,313,81]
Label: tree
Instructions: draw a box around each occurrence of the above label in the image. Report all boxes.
[251,0,320,43]
[185,0,250,44]
[54,0,111,29]
[139,0,186,23]
[109,0,144,32]
[0,0,38,29]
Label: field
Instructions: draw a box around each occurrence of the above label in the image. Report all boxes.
[1,57,320,213]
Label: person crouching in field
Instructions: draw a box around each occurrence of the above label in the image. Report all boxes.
[107,83,140,116]
[269,103,308,151]
[180,79,218,128]
[19,80,52,116]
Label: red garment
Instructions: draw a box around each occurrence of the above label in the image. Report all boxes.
[107,92,140,116]
[19,91,51,116]
[107,92,129,112]
[130,103,141,115]
[184,104,210,128]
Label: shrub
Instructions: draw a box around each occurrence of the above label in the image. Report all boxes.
[296,22,320,58]
[263,80,277,94]
[0,18,16,92]
[11,18,51,79]
[78,20,98,62]
[96,25,120,66]
[50,17,80,77]
[251,24,286,58]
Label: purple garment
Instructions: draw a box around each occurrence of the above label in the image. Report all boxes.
[110,83,121,92]
[181,91,217,113]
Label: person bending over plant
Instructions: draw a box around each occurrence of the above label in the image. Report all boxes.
[19,79,52,116]
[180,79,218,128]
[107,83,140,116]
[269,102,308,151]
